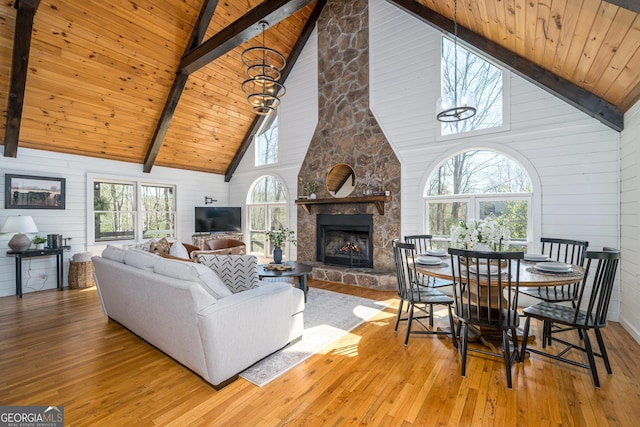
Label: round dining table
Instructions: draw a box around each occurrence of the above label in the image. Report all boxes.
[415,258,585,288]
[414,257,586,350]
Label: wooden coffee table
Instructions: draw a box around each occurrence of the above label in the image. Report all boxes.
[257,261,313,302]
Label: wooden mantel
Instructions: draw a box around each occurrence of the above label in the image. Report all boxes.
[295,195,392,215]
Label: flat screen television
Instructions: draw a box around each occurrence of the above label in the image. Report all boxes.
[195,207,242,233]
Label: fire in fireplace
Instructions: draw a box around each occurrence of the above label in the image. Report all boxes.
[316,214,374,268]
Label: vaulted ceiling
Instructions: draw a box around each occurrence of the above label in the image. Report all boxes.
[2,0,639,180]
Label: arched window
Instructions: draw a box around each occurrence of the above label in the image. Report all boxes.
[247,175,289,258]
[425,150,532,249]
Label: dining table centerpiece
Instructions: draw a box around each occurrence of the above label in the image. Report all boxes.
[450,215,510,252]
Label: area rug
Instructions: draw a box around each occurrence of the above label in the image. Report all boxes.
[239,287,389,387]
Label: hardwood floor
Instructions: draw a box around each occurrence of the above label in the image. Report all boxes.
[1,280,639,426]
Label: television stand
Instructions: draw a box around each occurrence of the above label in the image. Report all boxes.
[192,232,244,250]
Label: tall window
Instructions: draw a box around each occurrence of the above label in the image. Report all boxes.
[247,175,288,258]
[255,115,278,166]
[440,36,504,136]
[425,150,531,248]
[93,180,175,242]
[141,185,176,239]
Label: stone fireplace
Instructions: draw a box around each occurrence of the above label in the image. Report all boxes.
[296,0,400,290]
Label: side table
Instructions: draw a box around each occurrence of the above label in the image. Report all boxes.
[7,247,67,298]
[257,261,313,302]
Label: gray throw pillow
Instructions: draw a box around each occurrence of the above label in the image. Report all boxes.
[196,254,258,293]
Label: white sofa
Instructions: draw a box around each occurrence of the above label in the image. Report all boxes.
[92,248,304,389]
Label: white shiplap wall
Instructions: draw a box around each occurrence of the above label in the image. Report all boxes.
[228,27,319,261]
[368,0,621,320]
[620,101,640,342]
[0,148,227,297]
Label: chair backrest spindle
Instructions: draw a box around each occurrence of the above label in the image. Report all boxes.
[404,235,434,254]
[393,239,421,301]
[570,249,620,327]
[448,248,523,329]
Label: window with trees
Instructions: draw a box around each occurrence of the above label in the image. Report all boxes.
[440,36,505,136]
[247,175,289,258]
[93,180,175,243]
[425,150,531,249]
[255,114,278,166]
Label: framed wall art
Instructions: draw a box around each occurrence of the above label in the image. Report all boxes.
[5,174,66,209]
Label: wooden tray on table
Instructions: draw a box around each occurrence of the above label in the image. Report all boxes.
[263,264,294,271]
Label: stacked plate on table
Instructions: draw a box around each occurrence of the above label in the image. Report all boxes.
[524,253,550,262]
[534,261,572,273]
[467,264,499,276]
[416,255,442,265]
[426,249,447,257]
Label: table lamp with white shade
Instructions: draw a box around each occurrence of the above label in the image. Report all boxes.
[1,215,39,252]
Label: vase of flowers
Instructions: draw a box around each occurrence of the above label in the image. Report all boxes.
[450,215,510,251]
[266,226,297,264]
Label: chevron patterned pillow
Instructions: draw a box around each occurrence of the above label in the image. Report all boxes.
[196,254,258,293]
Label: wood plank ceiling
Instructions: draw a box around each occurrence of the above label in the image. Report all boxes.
[1,0,639,178]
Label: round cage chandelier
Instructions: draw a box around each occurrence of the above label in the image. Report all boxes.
[241,21,286,115]
[436,0,476,122]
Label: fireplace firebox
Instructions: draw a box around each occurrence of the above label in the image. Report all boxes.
[316,214,374,268]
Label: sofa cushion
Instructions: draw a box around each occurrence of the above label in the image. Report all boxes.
[169,241,190,260]
[153,258,232,299]
[191,263,233,299]
[123,249,159,271]
[102,245,126,263]
[127,239,155,251]
[149,237,171,255]
[196,254,258,293]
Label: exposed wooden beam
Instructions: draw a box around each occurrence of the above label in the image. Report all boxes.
[179,0,315,75]
[145,0,314,173]
[143,0,219,173]
[3,0,40,158]
[224,0,328,182]
[387,0,624,132]
[606,0,640,14]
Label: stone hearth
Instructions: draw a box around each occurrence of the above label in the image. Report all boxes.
[296,0,400,291]
[307,262,396,291]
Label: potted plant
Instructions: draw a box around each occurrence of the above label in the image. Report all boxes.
[32,235,47,250]
[305,180,320,199]
[266,226,297,264]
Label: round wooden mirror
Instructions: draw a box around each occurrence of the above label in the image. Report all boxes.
[326,164,356,198]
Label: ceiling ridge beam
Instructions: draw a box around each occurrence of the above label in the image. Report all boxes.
[3,0,41,158]
[224,0,328,182]
[143,0,220,173]
[387,0,624,132]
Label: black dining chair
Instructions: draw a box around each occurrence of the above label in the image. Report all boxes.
[519,248,620,388]
[448,247,524,389]
[392,240,456,346]
[404,234,452,289]
[519,237,588,344]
